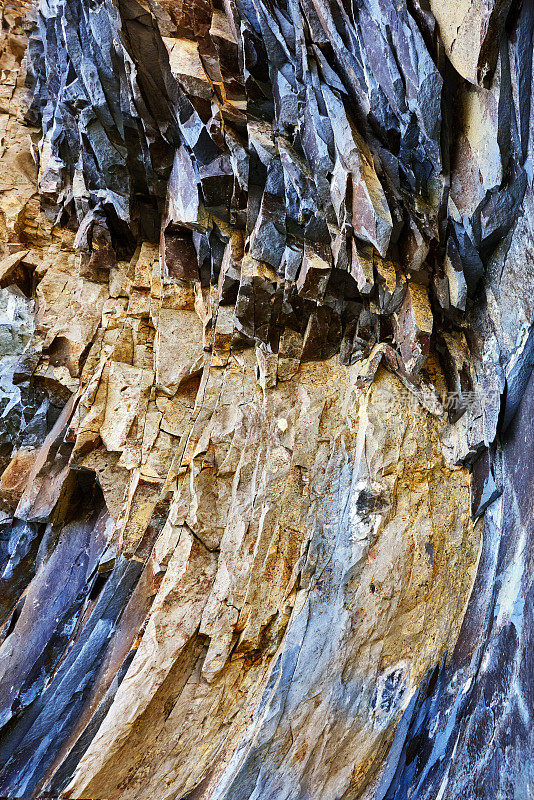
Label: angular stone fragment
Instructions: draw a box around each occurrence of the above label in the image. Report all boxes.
[164,37,212,100]
[36,271,107,376]
[471,447,502,517]
[0,447,38,509]
[394,282,433,373]
[165,145,202,229]
[0,251,29,284]
[450,82,501,215]
[162,227,199,281]
[296,241,332,302]
[155,309,204,396]
[444,235,468,311]
[277,327,304,381]
[430,0,512,85]
[248,192,286,269]
[322,85,393,256]
[375,255,407,314]
[15,395,76,522]
[100,362,154,453]
[350,240,374,294]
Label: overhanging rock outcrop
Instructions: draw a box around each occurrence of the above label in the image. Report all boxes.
[0,0,532,797]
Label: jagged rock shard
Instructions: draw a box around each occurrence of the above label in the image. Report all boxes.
[430,0,512,85]
[394,282,433,373]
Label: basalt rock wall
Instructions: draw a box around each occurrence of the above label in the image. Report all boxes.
[0,0,532,797]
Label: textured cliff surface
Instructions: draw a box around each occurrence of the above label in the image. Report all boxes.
[0,0,532,797]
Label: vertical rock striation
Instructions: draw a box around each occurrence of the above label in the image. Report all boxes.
[0,0,532,797]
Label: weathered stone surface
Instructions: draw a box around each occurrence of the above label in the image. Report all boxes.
[0,0,533,797]
[63,365,476,800]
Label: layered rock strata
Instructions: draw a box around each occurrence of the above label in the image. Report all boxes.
[0,0,532,797]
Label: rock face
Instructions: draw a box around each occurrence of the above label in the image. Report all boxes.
[0,0,532,797]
